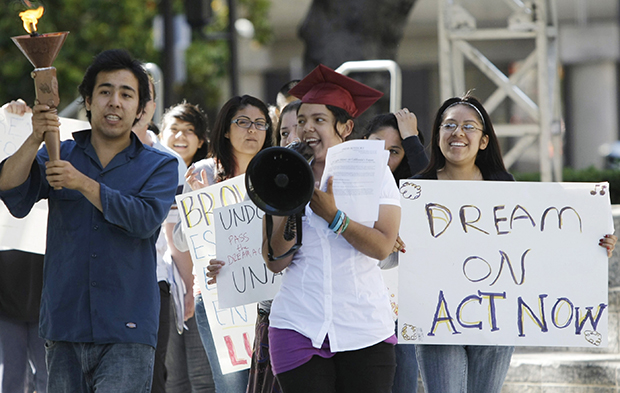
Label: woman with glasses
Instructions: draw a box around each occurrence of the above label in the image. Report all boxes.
[186,95,272,188]
[244,99,304,393]
[175,95,273,392]
[412,94,617,393]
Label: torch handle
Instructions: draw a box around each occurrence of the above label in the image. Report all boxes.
[31,67,62,188]
[44,130,60,162]
[44,129,61,190]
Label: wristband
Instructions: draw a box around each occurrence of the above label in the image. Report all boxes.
[335,212,346,236]
[329,210,343,231]
[339,216,351,236]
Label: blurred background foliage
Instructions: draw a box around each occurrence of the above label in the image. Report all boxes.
[0,0,272,115]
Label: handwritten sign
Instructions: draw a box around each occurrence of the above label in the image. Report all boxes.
[0,109,89,254]
[215,201,282,308]
[201,282,257,374]
[397,180,613,348]
[175,175,256,374]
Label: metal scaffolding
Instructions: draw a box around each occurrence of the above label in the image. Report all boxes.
[438,0,563,181]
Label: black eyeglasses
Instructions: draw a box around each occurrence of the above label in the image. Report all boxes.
[231,117,269,131]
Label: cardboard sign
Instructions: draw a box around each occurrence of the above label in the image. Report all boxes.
[398,180,613,348]
[200,282,257,374]
[0,109,88,254]
[175,175,256,374]
[215,201,282,309]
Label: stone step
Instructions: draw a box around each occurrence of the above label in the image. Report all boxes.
[502,352,620,392]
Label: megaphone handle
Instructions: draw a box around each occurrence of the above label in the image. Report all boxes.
[266,213,303,261]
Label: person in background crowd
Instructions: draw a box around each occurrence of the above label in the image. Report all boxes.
[275,80,301,119]
[274,100,302,147]
[174,95,273,392]
[365,108,426,181]
[0,99,48,393]
[159,102,215,393]
[364,108,427,393]
[269,80,301,130]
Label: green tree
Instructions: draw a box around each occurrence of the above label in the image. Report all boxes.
[178,0,272,110]
[1,0,159,108]
[0,0,272,114]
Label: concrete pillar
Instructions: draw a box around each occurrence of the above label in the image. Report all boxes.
[561,23,619,169]
[567,61,618,169]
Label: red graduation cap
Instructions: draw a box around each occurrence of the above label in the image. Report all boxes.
[288,64,383,118]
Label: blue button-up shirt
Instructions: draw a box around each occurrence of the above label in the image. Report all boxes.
[0,130,178,348]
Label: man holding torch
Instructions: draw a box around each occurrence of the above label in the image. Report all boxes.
[0,49,178,393]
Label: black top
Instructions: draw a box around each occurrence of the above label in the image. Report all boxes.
[413,169,514,182]
[401,135,429,177]
[0,250,44,322]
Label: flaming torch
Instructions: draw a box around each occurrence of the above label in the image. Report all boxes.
[11,6,68,162]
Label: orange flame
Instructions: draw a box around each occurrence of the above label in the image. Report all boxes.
[19,6,44,34]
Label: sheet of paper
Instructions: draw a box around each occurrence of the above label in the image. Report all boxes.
[320,139,388,223]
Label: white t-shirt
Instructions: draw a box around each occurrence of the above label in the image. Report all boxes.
[269,165,400,352]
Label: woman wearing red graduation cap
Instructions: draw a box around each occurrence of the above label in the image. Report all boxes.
[264,65,400,393]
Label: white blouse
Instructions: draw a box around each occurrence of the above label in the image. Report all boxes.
[269,165,400,352]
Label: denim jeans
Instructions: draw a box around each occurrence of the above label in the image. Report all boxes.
[195,294,249,393]
[416,344,514,393]
[153,281,171,393]
[393,343,418,393]
[0,311,47,393]
[166,312,215,393]
[45,341,155,393]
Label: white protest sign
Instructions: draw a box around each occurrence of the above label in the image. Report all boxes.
[201,283,257,374]
[398,180,613,348]
[215,201,282,309]
[0,108,88,254]
[175,175,255,374]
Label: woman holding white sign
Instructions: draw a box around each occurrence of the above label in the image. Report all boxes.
[262,64,401,393]
[177,95,273,392]
[412,94,617,393]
